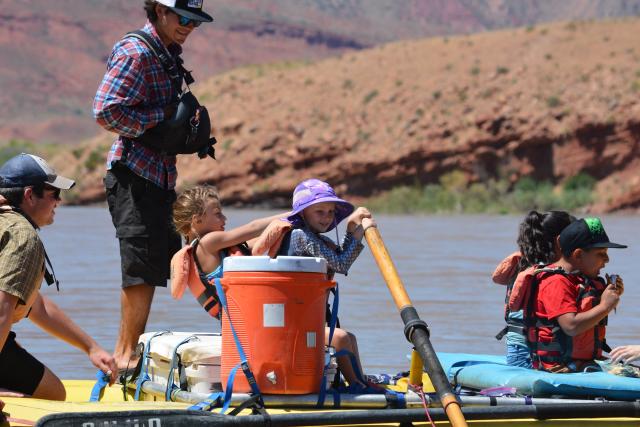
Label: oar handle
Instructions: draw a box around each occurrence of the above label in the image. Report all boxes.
[364,227,412,309]
[364,226,468,427]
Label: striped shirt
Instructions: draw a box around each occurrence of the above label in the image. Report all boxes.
[288,227,364,276]
[93,22,180,190]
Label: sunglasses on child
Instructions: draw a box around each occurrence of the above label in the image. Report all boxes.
[169,10,202,28]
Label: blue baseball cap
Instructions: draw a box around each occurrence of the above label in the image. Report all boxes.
[0,153,75,190]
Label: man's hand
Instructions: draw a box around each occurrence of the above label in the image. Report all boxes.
[88,345,118,385]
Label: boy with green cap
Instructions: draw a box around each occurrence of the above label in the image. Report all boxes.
[530,217,626,372]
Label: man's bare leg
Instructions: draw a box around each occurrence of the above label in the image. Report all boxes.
[113,283,155,370]
[32,366,65,401]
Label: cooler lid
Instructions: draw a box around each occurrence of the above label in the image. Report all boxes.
[138,331,221,364]
[223,256,327,273]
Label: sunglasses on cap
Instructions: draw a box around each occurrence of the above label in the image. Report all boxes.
[168,9,202,27]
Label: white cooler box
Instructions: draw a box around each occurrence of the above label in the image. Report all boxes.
[138,331,222,393]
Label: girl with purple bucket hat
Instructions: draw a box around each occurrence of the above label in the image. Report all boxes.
[286,178,377,389]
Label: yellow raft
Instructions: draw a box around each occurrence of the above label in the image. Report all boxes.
[3,377,640,427]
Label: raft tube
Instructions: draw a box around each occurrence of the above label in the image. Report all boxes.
[438,353,640,400]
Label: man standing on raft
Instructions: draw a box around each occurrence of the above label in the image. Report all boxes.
[93,0,214,372]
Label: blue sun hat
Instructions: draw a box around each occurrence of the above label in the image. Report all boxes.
[287,179,354,231]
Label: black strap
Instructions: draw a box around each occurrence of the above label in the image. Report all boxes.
[125,30,192,90]
[235,242,252,256]
[190,239,221,319]
[277,230,292,256]
[43,250,59,291]
[525,267,567,355]
[227,394,268,416]
[190,239,212,288]
[10,207,60,291]
[178,355,189,391]
[120,342,145,401]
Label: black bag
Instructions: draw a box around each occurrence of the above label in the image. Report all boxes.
[134,91,216,157]
[126,31,216,158]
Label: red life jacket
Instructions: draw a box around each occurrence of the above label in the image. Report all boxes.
[170,238,249,319]
[525,268,610,371]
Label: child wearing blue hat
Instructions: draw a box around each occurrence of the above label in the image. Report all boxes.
[286,178,377,388]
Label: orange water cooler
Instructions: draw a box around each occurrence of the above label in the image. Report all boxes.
[220,256,334,394]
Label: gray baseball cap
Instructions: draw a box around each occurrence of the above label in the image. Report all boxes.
[0,153,75,190]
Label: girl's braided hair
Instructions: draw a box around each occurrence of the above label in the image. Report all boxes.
[516,210,576,272]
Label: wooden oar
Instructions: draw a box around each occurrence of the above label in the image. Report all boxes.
[365,227,468,427]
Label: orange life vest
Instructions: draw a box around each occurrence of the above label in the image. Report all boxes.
[170,238,248,319]
[251,219,292,257]
[492,252,524,340]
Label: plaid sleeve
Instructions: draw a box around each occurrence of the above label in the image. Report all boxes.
[289,229,363,275]
[0,222,44,305]
[93,49,165,138]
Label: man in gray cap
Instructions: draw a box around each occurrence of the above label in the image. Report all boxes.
[0,153,116,400]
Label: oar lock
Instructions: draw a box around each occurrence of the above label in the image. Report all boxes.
[400,306,430,342]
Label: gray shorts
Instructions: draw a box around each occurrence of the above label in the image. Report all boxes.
[104,164,181,288]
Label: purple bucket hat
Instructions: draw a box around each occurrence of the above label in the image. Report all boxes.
[287,179,354,231]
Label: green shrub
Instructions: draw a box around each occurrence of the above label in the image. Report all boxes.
[0,140,36,166]
[367,173,596,214]
[563,173,596,192]
[222,139,234,150]
[362,90,379,105]
[546,96,562,108]
[84,149,103,172]
[72,148,84,159]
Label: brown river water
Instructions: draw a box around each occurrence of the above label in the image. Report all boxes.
[12,207,640,379]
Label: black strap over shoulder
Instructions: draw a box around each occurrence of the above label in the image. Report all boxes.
[190,239,221,318]
[277,230,293,256]
[11,207,60,291]
[123,30,216,158]
[235,242,252,256]
[126,30,193,88]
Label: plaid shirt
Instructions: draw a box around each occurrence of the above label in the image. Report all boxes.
[93,22,180,190]
[288,227,364,276]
